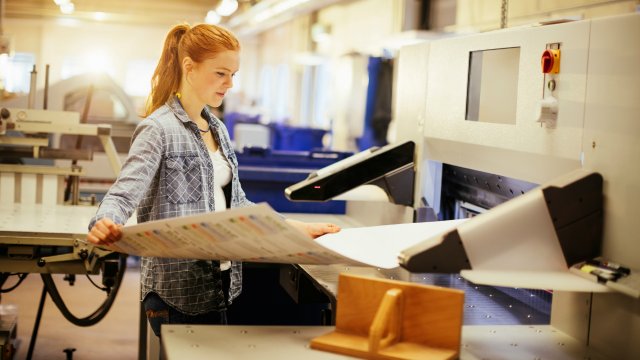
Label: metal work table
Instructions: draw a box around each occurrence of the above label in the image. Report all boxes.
[0,203,106,274]
[282,213,554,326]
[0,203,99,233]
[0,203,137,274]
[0,208,604,359]
[0,203,133,358]
[248,213,607,359]
[161,324,606,360]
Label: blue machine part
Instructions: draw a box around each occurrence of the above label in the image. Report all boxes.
[357,56,394,151]
[357,56,381,151]
[223,111,261,139]
[269,123,328,151]
[237,147,353,214]
[224,114,328,152]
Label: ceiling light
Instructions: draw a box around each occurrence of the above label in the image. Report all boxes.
[53,0,71,5]
[56,18,80,27]
[311,23,331,43]
[93,12,107,21]
[253,0,310,24]
[60,2,75,14]
[216,0,238,17]
[205,10,221,24]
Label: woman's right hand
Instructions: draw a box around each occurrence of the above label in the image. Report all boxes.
[87,218,123,247]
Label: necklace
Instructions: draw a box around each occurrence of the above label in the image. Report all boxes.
[198,126,210,133]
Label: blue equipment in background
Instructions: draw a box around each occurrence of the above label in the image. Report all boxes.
[225,113,328,152]
[223,112,261,140]
[237,147,353,214]
[357,56,394,151]
[269,124,327,151]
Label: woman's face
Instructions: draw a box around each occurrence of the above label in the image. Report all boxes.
[187,50,239,108]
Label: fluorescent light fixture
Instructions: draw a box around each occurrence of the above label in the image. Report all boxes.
[60,2,75,14]
[93,12,107,21]
[205,10,222,24]
[216,0,238,17]
[253,0,310,24]
[311,23,331,43]
[56,17,80,27]
[293,51,326,66]
[84,48,113,74]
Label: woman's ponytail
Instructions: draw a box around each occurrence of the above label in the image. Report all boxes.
[145,24,189,117]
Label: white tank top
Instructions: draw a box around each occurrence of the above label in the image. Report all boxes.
[209,148,232,270]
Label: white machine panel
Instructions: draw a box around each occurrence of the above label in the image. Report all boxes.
[580,13,640,358]
[394,13,640,359]
[423,21,591,184]
[392,42,443,212]
[581,13,640,270]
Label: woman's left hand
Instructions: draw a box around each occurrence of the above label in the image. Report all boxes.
[285,219,341,239]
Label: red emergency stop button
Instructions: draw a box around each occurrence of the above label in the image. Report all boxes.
[541,49,560,74]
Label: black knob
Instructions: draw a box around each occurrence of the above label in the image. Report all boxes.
[0,108,9,120]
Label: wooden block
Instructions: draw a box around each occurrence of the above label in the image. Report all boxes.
[311,273,464,359]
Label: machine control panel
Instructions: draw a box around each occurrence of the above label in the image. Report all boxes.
[538,43,561,128]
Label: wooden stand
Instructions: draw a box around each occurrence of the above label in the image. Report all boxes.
[310,274,464,359]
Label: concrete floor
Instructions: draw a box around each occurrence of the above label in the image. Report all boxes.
[2,265,140,360]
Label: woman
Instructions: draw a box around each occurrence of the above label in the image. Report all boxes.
[87,23,340,336]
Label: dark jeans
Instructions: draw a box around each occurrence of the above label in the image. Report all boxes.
[143,270,230,337]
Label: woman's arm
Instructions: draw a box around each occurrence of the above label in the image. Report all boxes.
[87,120,164,244]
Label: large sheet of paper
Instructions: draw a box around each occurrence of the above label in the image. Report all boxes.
[108,203,465,269]
[316,218,466,268]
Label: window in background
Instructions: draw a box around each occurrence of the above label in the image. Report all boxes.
[274,63,290,123]
[259,65,274,122]
[260,61,330,128]
[312,62,329,129]
[124,59,155,97]
[61,49,116,80]
[258,63,291,124]
[299,63,330,128]
[1,52,36,93]
[299,64,313,127]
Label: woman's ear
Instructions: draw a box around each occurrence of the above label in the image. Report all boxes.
[182,56,194,74]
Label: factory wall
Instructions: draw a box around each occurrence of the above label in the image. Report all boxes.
[2,0,637,134]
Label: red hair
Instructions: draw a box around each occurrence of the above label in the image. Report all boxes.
[145,23,240,117]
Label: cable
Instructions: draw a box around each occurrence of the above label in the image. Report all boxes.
[40,254,127,327]
[85,273,109,293]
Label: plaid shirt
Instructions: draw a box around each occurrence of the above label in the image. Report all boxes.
[90,96,253,315]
